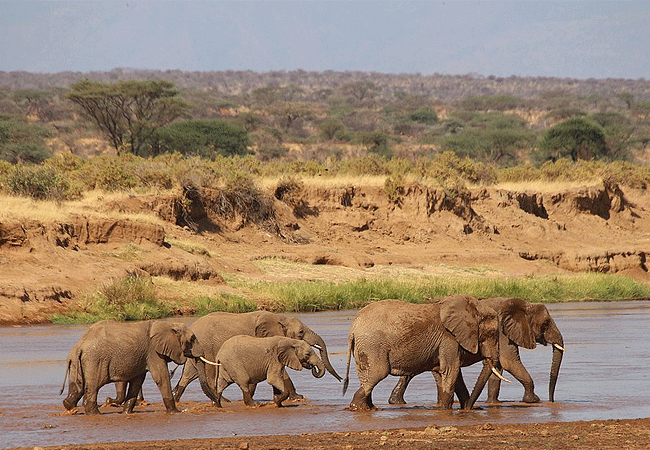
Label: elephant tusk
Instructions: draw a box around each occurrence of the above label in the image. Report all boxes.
[312,344,323,351]
[199,356,220,366]
[553,343,566,352]
[491,367,512,383]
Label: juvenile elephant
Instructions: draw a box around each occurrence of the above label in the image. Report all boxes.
[343,295,516,410]
[388,297,537,407]
[173,311,341,403]
[214,335,326,407]
[60,319,218,414]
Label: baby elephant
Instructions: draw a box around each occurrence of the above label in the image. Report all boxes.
[214,335,326,407]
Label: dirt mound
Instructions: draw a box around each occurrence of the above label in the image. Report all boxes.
[2,181,649,324]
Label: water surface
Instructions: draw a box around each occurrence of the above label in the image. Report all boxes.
[1,301,649,448]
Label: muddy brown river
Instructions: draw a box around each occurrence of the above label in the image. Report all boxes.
[1,301,649,449]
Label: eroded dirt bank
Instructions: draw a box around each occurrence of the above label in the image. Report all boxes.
[12,418,650,450]
[2,181,650,324]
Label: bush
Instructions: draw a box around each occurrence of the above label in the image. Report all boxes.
[409,107,439,124]
[152,119,251,158]
[536,117,609,163]
[0,120,52,163]
[52,275,171,323]
[6,164,77,201]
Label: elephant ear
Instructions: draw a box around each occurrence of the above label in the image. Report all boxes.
[439,295,479,354]
[255,312,286,337]
[150,321,186,364]
[527,303,550,341]
[500,298,536,349]
[277,339,303,371]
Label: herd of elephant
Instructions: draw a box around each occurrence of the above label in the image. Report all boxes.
[60,295,564,415]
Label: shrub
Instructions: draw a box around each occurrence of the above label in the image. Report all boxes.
[6,164,77,201]
[152,119,251,158]
[536,117,609,163]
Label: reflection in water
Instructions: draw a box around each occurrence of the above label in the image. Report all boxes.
[1,301,649,449]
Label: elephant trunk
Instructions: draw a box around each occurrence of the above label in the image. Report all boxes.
[195,357,221,405]
[466,361,495,410]
[304,330,342,382]
[549,342,564,402]
[545,322,564,402]
[311,358,326,378]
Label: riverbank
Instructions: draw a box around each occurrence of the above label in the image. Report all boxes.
[13,418,650,450]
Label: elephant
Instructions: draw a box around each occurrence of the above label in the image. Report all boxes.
[173,310,341,403]
[342,295,519,411]
[468,297,565,405]
[213,335,326,407]
[60,319,218,414]
[387,296,538,407]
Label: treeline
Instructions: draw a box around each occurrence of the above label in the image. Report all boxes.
[1,70,650,176]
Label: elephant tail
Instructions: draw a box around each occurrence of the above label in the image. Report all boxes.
[59,358,71,395]
[60,344,83,395]
[342,331,354,396]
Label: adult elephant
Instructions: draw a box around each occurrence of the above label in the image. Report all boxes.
[470,297,565,405]
[173,310,342,402]
[343,295,527,410]
[60,319,218,414]
[388,297,563,407]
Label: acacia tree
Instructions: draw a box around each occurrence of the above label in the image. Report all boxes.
[536,117,609,162]
[66,80,187,155]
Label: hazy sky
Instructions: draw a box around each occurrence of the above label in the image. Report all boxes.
[1,1,649,79]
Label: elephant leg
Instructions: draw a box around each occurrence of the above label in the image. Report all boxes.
[455,371,471,409]
[268,371,292,407]
[349,351,388,411]
[63,385,84,411]
[501,351,539,403]
[239,384,257,407]
[82,383,101,415]
[106,381,128,406]
[249,383,257,398]
[284,373,304,400]
[150,361,180,413]
[123,374,146,414]
[433,371,443,405]
[388,375,412,405]
[173,359,199,402]
[437,365,460,410]
[486,375,502,403]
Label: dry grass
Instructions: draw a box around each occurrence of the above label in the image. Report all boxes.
[0,191,168,226]
[492,179,604,192]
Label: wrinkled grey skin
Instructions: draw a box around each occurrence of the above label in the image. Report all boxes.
[173,311,341,403]
[478,298,564,404]
[214,335,326,407]
[388,297,537,407]
[343,295,506,411]
[60,320,209,414]
[389,297,564,407]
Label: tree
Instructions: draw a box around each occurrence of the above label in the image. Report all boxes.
[536,117,609,163]
[151,120,250,158]
[66,80,187,156]
[0,120,52,163]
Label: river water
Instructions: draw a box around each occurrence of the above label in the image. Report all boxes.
[1,301,649,449]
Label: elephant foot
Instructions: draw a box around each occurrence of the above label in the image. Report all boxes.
[348,389,376,411]
[104,396,121,407]
[288,393,305,401]
[486,397,501,404]
[388,394,406,405]
[63,397,79,411]
[522,392,541,403]
[84,405,101,415]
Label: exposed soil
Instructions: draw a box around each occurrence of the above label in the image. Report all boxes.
[12,418,650,450]
[2,181,650,449]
